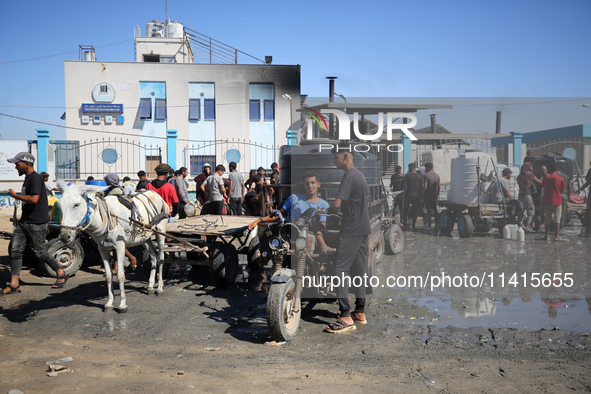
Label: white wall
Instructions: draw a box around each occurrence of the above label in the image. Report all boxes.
[64,61,300,175]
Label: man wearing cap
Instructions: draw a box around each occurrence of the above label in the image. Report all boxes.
[489,167,525,227]
[146,163,179,216]
[3,152,69,295]
[194,163,212,206]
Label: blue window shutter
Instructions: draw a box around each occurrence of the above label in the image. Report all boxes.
[264,100,275,120]
[155,98,167,120]
[189,99,200,120]
[204,99,215,120]
[139,98,152,119]
[249,99,260,120]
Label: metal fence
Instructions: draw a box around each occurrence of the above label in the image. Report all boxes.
[182,139,280,177]
[53,138,162,180]
[528,139,591,176]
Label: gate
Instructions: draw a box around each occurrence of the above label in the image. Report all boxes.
[53,138,162,180]
[183,139,280,176]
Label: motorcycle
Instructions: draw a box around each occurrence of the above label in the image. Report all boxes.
[264,207,341,341]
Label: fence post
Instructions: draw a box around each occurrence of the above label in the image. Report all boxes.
[36,129,50,173]
[401,133,412,170]
[511,131,523,166]
[167,129,178,169]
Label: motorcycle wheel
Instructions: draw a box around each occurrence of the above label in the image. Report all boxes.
[267,277,301,342]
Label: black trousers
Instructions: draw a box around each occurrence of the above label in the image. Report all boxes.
[403,196,420,228]
[334,235,368,317]
[229,198,242,216]
[424,198,438,227]
[11,222,61,276]
[201,201,224,215]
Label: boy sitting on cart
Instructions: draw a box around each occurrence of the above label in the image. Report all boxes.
[248,171,335,255]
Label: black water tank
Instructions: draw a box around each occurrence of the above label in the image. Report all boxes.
[279,140,379,200]
[532,152,573,179]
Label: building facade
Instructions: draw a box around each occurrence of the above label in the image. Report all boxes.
[64,21,300,178]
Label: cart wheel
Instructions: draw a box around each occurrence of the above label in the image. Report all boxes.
[41,238,85,278]
[374,233,385,263]
[211,244,239,286]
[267,277,301,342]
[247,237,262,271]
[384,224,404,255]
[458,214,474,238]
[439,210,454,234]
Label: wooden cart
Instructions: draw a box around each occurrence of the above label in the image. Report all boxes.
[162,215,260,286]
[438,201,509,238]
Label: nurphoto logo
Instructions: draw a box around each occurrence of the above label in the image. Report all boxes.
[302,108,418,153]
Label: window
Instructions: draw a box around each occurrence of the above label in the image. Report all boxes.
[160,56,176,63]
[155,98,167,120]
[189,99,200,120]
[143,54,160,62]
[264,100,275,120]
[204,99,215,120]
[139,98,152,119]
[190,155,216,176]
[249,99,260,120]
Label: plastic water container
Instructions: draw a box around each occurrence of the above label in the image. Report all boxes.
[516,227,525,242]
[510,224,519,240]
[448,152,496,205]
[502,224,511,239]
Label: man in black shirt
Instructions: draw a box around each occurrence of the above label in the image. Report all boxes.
[2,152,68,296]
[403,163,423,230]
[325,149,371,333]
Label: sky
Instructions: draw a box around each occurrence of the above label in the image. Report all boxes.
[0,0,590,140]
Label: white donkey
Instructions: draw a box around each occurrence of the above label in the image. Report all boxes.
[57,181,170,312]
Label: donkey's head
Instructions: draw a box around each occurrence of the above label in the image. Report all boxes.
[57,181,106,244]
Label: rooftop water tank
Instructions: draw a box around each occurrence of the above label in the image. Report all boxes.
[167,21,184,38]
[146,20,165,37]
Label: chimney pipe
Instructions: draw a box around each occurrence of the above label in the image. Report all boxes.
[326,77,337,138]
[430,114,436,134]
[496,111,502,134]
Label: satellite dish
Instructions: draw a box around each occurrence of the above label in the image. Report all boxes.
[562,147,577,160]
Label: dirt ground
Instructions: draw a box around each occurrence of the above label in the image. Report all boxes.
[1,212,591,393]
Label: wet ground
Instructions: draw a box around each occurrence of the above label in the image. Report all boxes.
[1,214,591,392]
[374,223,591,334]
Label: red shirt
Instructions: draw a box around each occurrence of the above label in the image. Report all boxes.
[542,174,565,206]
[146,181,179,213]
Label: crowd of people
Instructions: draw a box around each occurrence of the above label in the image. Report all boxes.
[389,151,591,239]
[78,161,283,220]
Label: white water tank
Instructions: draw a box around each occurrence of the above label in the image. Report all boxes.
[146,20,165,37]
[167,21,184,38]
[448,152,497,205]
[421,149,459,185]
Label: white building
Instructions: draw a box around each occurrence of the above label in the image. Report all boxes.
[64,20,300,178]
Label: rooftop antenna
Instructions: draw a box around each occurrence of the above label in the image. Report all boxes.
[165,0,169,23]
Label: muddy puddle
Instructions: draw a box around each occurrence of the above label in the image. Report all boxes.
[371,226,591,333]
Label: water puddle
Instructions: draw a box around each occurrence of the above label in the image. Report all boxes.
[86,318,128,334]
[374,229,591,333]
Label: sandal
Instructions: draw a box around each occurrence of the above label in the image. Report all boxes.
[0,284,21,296]
[351,312,367,325]
[51,273,70,289]
[324,319,357,333]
